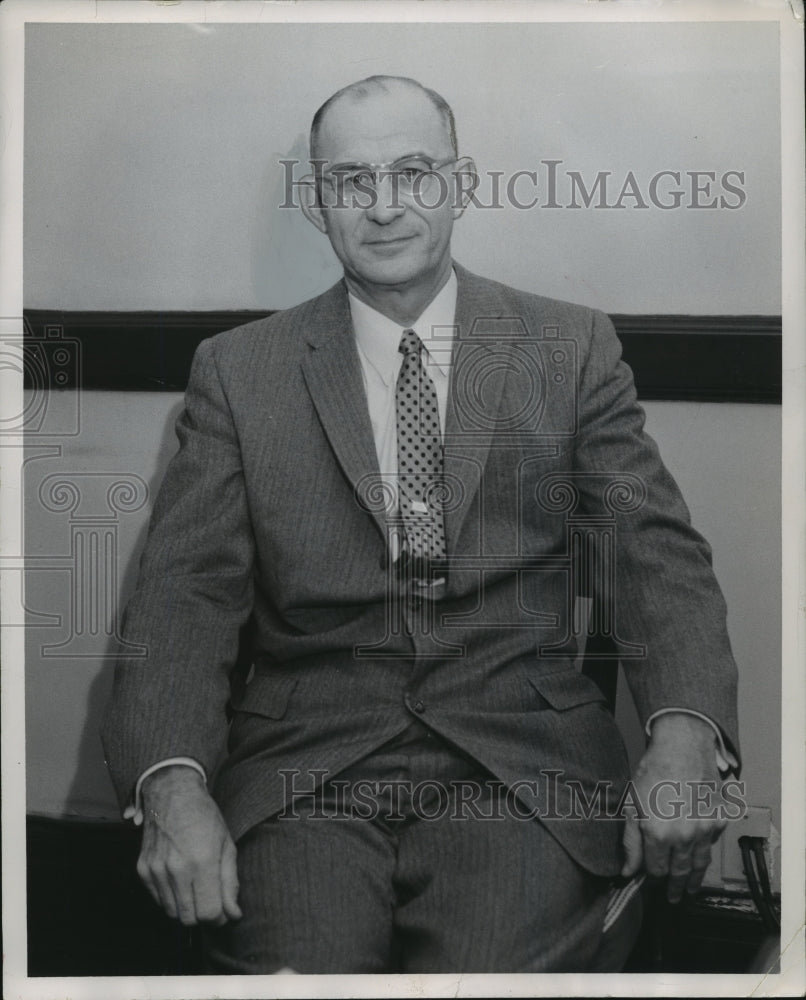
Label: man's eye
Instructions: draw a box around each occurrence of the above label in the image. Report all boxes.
[396,167,426,184]
[349,170,376,187]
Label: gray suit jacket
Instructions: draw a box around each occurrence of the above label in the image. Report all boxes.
[102,263,740,876]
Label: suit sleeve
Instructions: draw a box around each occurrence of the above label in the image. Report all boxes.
[573,309,740,767]
[101,336,256,812]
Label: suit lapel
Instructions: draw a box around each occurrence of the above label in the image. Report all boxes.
[298,267,516,554]
[300,283,388,542]
[443,265,509,552]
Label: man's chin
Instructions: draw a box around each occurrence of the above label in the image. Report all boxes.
[349,248,446,290]
[351,259,425,289]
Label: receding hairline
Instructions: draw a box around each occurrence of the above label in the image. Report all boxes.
[310,75,458,161]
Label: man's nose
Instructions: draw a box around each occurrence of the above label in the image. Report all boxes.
[364,173,406,223]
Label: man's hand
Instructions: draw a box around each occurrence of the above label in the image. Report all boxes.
[137,765,242,926]
[621,713,728,903]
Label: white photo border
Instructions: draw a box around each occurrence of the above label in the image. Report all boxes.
[2,1,803,998]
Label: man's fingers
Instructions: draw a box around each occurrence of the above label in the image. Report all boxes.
[665,841,695,903]
[663,833,716,902]
[142,852,236,927]
[149,861,180,920]
[136,854,163,908]
[139,849,206,925]
[684,838,715,895]
[189,838,242,925]
[136,780,240,926]
[191,875,226,926]
[620,816,644,877]
[641,827,674,879]
[169,867,201,926]
[180,840,239,926]
[221,839,243,921]
[685,867,706,897]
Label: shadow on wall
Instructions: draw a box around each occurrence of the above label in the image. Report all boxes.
[250,131,342,309]
[62,397,185,815]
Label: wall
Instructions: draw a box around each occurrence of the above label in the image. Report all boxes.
[21,21,781,829]
[24,21,780,314]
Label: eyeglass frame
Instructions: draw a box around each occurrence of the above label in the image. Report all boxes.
[308,153,475,209]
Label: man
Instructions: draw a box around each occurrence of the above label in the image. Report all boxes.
[102,75,739,973]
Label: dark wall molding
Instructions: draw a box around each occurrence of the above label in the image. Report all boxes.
[23,310,782,402]
[27,814,202,976]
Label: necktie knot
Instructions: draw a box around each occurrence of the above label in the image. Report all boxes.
[399,328,422,357]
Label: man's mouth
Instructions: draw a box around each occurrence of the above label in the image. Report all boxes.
[365,235,414,247]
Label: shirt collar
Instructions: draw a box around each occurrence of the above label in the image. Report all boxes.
[349,269,457,386]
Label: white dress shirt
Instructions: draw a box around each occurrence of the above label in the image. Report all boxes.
[350,269,456,482]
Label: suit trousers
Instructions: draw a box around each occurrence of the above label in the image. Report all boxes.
[204,718,635,974]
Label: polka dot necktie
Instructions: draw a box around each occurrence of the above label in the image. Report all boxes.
[396,328,447,576]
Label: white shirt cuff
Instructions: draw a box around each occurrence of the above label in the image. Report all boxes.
[645,707,738,774]
[123,757,207,826]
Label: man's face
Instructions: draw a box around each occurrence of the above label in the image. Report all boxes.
[310,88,461,293]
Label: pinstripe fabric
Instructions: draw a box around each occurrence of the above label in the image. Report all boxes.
[102,263,741,881]
[203,720,626,973]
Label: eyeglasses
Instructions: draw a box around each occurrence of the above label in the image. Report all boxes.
[317,155,460,199]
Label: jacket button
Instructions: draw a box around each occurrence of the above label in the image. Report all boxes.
[411,596,423,610]
[413,700,425,714]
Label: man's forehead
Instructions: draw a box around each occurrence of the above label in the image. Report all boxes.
[315,88,452,164]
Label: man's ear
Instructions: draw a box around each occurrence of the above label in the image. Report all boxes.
[298,175,328,234]
[452,157,479,218]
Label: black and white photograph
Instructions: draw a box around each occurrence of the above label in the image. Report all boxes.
[1,1,803,997]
